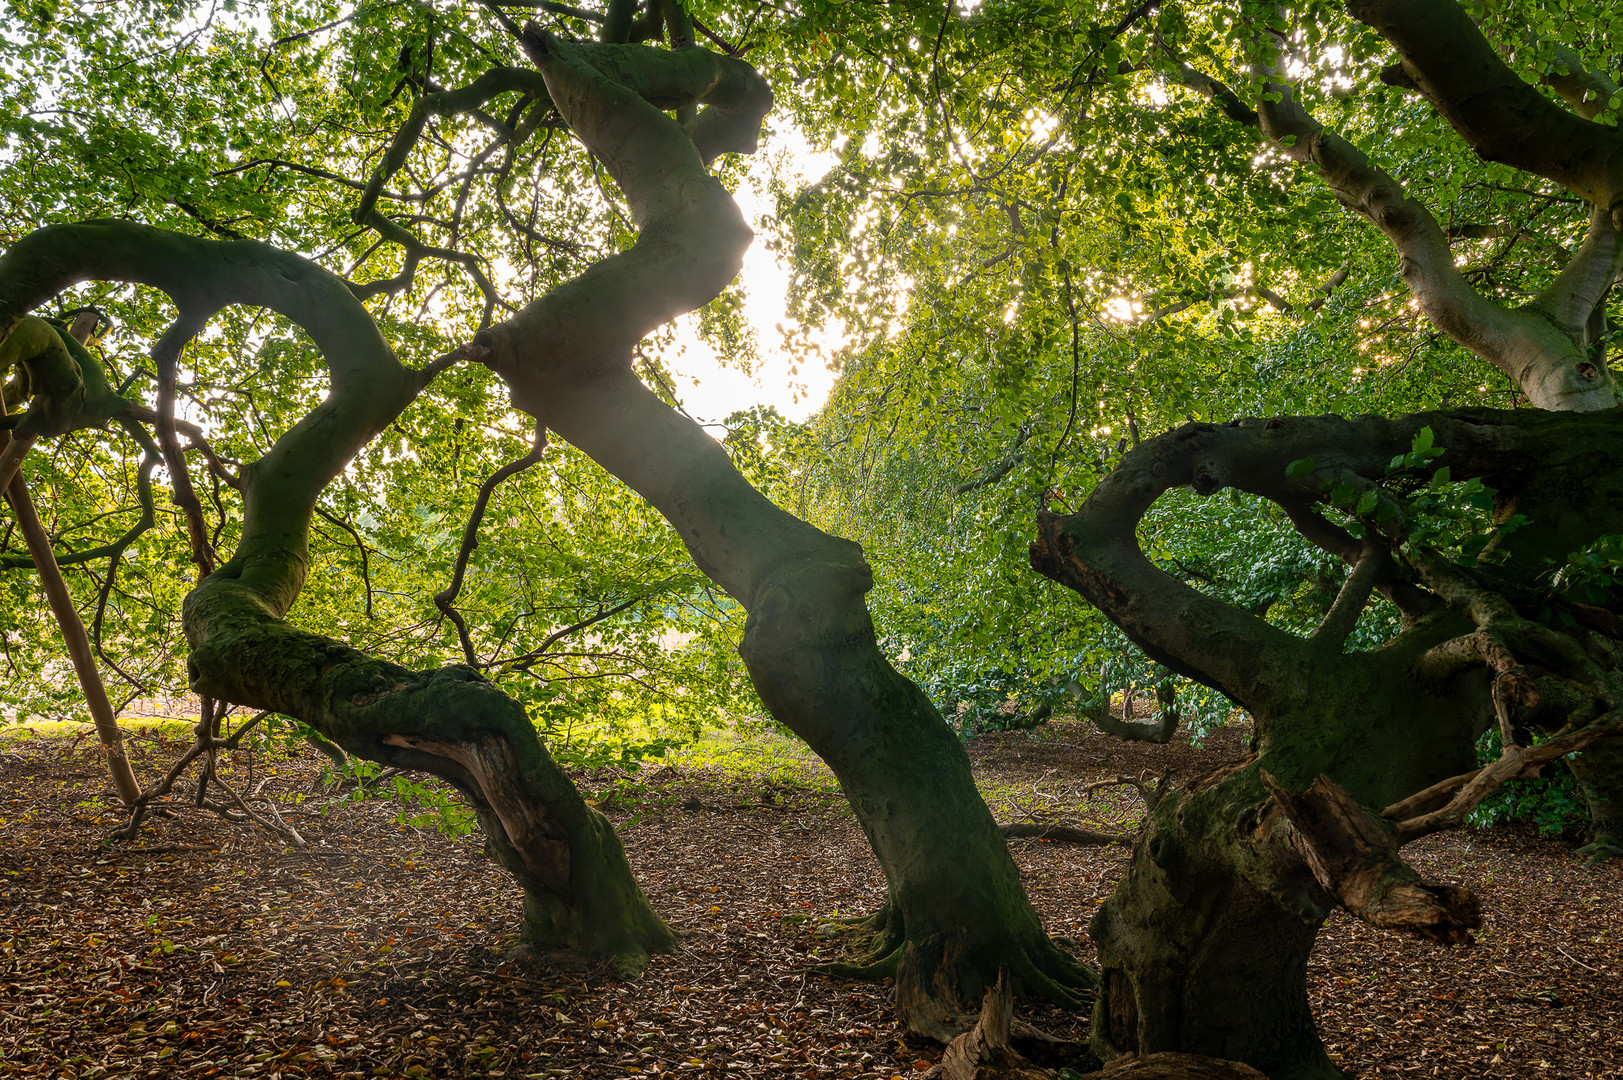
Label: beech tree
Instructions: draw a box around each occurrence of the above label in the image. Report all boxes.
[0,0,1087,1035]
[770,0,1623,1075]
[1029,7,1623,1070]
[5,1,1623,1077]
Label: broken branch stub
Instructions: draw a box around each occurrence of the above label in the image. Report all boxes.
[1261,772,1481,945]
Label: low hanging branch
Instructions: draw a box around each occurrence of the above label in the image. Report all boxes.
[1384,710,1623,842]
[0,220,676,969]
[112,705,304,846]
[1089,683,1179,744]
[997,822,1131,847]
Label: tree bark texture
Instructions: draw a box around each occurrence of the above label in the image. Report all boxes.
[1568,734,1623,857]
[476,31,1090,1036]
[1087,775,1339,1079]
[1033,408,1623,1076]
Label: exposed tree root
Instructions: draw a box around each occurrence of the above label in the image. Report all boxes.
[891,929,1098,1044]
[805,898,1098,1044]
[1575,834,1623,865]
[998,822,1132,846]
[808,950,901,981]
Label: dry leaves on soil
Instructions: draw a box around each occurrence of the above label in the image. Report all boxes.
[0,721,1618,1079]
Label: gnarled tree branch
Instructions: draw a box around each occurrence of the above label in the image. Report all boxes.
[1346,0,1623,212]
[0,219,674,969]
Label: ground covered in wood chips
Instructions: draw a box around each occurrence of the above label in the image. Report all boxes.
[1,720,1619,1079]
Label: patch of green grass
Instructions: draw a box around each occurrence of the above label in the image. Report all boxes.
[669,723,834,788]
[1,717,195,744]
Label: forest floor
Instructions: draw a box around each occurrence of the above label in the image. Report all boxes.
[1,718,1619,1079]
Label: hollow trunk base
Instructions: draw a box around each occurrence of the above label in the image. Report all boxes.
[1089,778,1345,1080]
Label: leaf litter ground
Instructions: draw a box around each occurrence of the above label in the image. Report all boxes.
[1,721,1619,1079]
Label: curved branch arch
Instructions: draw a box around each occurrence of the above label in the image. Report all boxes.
[0,221,673,968]
[1032,406,1623,1075]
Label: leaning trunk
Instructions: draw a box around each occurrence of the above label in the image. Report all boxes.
[476,30,1091,1036]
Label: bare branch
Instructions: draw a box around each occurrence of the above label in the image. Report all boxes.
[436,424,549,665]
[353,67,554,225]
[1389,712,1623,842]
[1,431,141,805]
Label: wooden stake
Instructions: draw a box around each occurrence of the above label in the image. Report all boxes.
[2,429,142,806]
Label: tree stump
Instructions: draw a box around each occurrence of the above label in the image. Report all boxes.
[923,969,1049,1080]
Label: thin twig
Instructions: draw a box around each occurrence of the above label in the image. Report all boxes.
[436,423,548,664]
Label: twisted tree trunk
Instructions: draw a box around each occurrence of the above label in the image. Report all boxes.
[474,28,1091,1036]
[0,218,676,970]
[1034,409,1623,1077]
